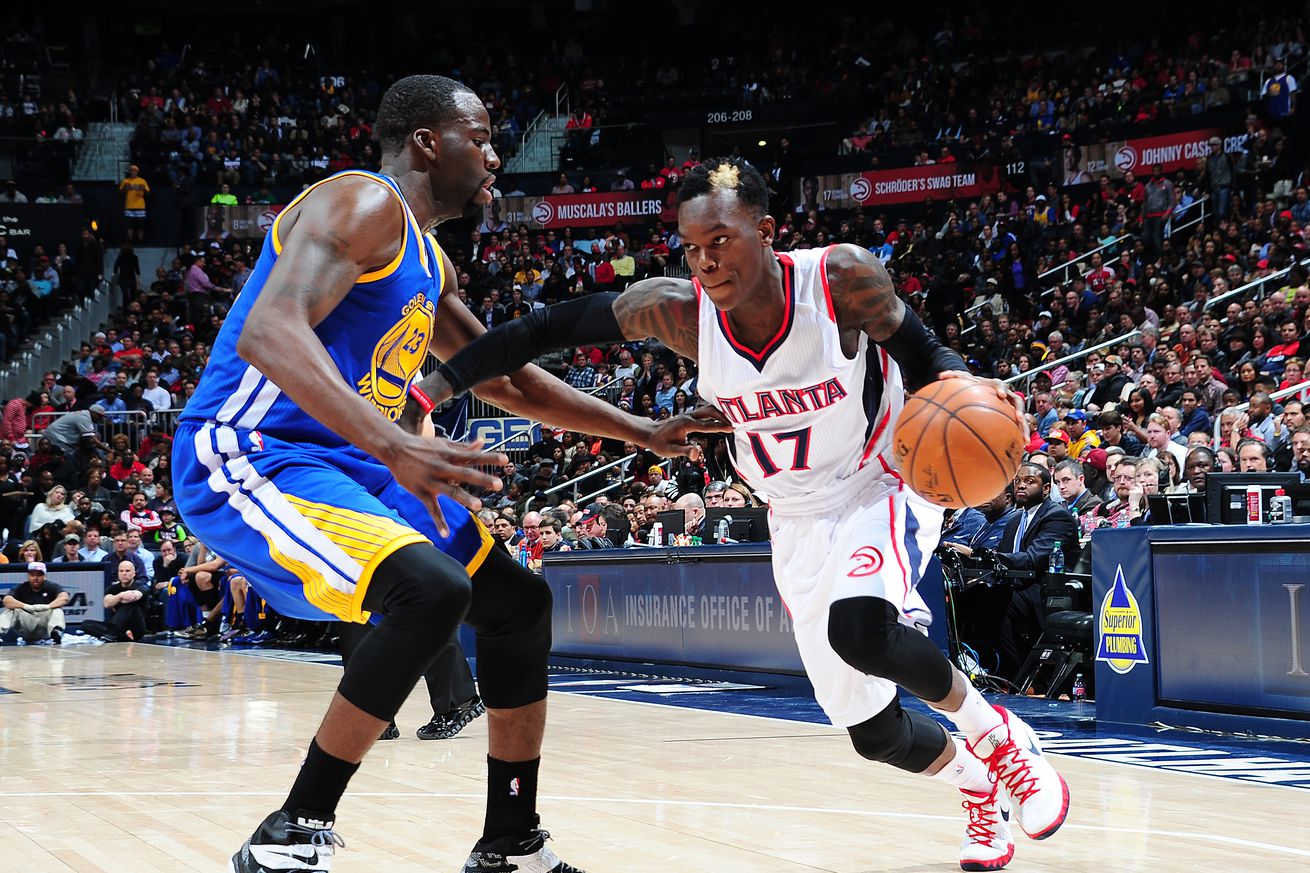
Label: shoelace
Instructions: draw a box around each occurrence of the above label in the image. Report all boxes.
[286,820,347,853]
[962,794,1001,844]
[987,739,1041,803]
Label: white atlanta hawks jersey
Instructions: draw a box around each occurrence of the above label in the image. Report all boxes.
[695,246,904,514]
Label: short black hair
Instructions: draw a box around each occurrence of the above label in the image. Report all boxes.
[677,157,770,218]
[375,75,476,155]
[1017,462,1052,487]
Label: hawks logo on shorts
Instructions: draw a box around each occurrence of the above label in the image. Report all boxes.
[847,546,884,577]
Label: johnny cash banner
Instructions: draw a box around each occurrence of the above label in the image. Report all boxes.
[796,162,1003,210]
[485,191,678,231]
[1060,127,1248,185]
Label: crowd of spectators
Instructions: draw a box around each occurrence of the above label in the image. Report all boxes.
[0,8,1306,659]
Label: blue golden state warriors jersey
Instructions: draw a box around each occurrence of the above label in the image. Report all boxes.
[181,170,445,446]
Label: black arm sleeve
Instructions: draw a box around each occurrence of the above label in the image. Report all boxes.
[436,293,625,395]
[876,306,968,392]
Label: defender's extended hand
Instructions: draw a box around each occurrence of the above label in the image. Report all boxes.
[642,405,733,457]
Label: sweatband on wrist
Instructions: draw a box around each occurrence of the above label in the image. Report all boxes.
[439,292,626,395]
[878,307,968,392]
[407,384,435,415]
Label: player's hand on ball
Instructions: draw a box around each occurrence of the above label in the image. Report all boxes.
[384,433,507,537]
[937,370,1026,436]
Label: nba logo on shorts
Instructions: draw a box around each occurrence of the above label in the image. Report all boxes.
[509,777,521,797]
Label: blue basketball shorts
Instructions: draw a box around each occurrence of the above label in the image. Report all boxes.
[172,421,494,623]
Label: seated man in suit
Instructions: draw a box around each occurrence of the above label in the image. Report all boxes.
[993,463,1079,675]
[947,463,1079,678]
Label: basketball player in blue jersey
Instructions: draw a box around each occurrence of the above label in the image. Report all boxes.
[411,158,1071,872]
[173,75,723,873]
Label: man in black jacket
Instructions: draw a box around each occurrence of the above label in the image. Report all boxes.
[993,463,1079,675]
[947,464,1078,677]
[1088,355,1130,409]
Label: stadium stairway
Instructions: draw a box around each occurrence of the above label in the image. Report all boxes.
[73,122,136,182]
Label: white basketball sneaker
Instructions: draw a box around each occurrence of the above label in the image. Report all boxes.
[967,705,1069,840]
[958,784,1015,871]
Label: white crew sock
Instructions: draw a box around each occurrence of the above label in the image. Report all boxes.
[931,676,1004,743]
[930,736,993,794]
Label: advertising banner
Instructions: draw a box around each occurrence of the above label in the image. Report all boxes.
[795,163,1002,211]
[0,564,106,626]
[0,204,87,255]
[196,203,286,240]
[485,191,677,232]
[544,546,805,674]
[1060,127,1248,185]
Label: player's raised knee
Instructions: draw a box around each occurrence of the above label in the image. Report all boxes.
[828,596,902,675]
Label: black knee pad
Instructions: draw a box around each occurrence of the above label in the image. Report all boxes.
[465,544,552,709]
[337,543,472,721]
[847,701,950,773]
[828,596,953,702]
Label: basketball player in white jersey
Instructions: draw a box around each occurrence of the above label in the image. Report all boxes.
[411,158,1069,871]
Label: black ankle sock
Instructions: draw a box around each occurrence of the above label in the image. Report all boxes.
[282,738,360,820]
[481,756,540,841]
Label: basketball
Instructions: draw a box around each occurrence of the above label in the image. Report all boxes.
[892,379,1026,508]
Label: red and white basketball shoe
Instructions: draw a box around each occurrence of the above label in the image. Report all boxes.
[958,783,1014,871]
[967,705,1070,840]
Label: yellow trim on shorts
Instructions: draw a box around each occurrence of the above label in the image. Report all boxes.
[464,516,496,576]
[263,535,356,621]
[281,494,432,623]
[270,171,410,283]
[352,530,431,623]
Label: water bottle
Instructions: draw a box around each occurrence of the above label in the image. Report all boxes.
[517,541,530,567]
[714,518,730,544]
[1049,542,1064,574]
[1270,488,1292,525]
[1072,674,1086,702]
[651,522,664,546]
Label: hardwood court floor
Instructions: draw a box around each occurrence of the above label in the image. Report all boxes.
[1,643,1308,872]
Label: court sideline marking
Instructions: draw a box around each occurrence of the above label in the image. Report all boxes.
[0,789,1304,858]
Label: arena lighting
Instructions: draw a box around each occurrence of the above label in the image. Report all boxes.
[89,220,98,231]
[757,139,767,147]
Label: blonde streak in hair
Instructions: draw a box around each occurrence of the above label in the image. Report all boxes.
[707,163,741,190]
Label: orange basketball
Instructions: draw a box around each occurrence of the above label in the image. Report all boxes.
[891,379,1026,509]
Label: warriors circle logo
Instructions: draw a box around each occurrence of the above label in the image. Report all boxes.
[847,545,885,577]
[357,292,436,421]
[531,200,555,226]
[1114,145,1138,173]
[849,177,872,204]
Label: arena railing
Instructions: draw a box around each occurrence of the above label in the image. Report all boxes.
[1210,377,1310,448]
[542,452,640,500]
[1038,233,1135,294]
[1202,255,1310,314]
[29,409,150,448]
[571,457,674,508]
[1165,195,1209,239]
[1000,329,1142,389]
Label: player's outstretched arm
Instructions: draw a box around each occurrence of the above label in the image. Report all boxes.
[235,177,505,534]
[413,265,726,456]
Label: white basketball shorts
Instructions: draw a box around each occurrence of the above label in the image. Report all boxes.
[768,478,945,727]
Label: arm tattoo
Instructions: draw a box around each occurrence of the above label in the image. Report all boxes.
[613,277,701,360]
[826,244,905,341]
